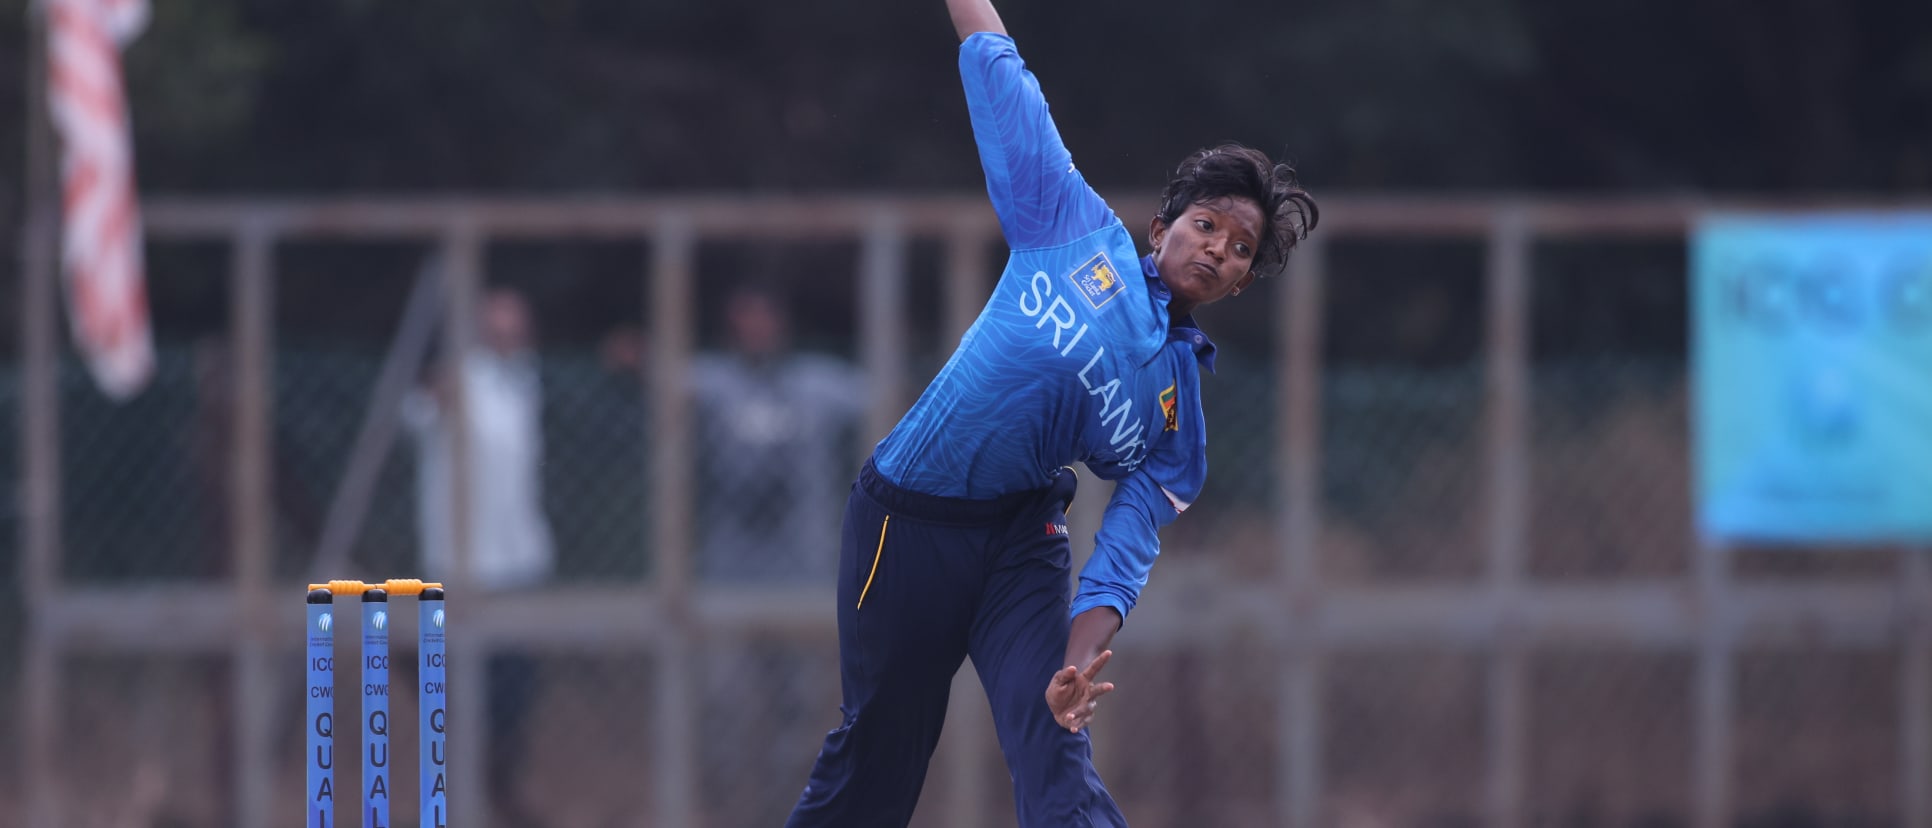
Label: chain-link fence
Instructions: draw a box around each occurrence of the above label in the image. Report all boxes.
[7,196,1928,828]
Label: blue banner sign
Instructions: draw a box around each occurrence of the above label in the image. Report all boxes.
[1694,213,1932,545]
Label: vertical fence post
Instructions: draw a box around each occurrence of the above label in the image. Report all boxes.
[943,218,989,349]
[1279,233,1327,828]
[1693,542,1734,828]
[649,213,698,827]
[19,1,63,822]
[649,215,695,597]
[859,210,909,448]
[19,625,57,828]
[439,219,483,589]
[1484,207,1531,828]
[230,220,277,828]
[1902,548,1930,828]
[434,217,490,826]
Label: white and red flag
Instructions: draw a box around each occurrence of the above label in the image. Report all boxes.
[46,0,153,399]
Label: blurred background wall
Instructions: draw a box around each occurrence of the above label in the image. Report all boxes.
[5,1,1932,826]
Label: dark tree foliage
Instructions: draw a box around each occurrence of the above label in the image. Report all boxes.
[5,0,1928,196]
[3,0,1929,355]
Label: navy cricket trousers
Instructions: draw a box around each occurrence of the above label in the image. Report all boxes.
[786,460,1125,828]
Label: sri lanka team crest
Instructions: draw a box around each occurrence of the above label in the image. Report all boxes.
[1067,252,1126,309]
[1160,383,1179,432]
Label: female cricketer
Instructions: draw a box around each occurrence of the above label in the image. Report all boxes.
[787,0,1317,824]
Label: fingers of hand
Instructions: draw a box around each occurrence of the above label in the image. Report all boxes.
[1063,709,1086,732]
[1060,688,1111,732]
[1046,676,1077,709]
[1065,709,1095,731]
[1082,650,1113,680]
[1048,668,1077,699]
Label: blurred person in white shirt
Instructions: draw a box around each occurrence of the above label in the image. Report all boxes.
[404,286,556,590]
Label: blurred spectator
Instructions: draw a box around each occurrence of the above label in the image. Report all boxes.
[403,287,556,589]
[687,281,866,583]
[402,286,554,826]
[601,281,867,582]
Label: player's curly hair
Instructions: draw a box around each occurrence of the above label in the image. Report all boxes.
[1156,144,1319,278]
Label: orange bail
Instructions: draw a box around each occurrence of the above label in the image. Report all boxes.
[306,579,444,596]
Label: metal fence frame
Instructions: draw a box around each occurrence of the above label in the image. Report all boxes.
[15,194,1932,827]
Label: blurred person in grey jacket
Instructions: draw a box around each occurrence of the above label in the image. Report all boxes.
[688,281,867,583]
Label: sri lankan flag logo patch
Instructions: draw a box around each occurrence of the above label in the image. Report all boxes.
[1160,383,1179,432]
[1067,252,1126,310]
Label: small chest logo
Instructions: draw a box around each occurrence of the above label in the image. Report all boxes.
[1045,522,1069,536]
[1160,383,1179,432]
[1067,252,1126,310]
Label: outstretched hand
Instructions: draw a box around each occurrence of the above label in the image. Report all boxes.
[1045,649,1115,733]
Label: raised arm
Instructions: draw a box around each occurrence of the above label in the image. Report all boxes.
[951,7,1113,250]
[946,0,1006,41]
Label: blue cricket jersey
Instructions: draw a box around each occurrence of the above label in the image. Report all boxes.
[870,32,1217,623]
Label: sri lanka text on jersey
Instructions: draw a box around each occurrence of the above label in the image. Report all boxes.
[1017,267,1149,469]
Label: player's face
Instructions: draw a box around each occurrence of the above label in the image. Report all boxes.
[1149,196,1263,313]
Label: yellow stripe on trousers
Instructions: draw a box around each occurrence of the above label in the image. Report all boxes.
[857,515,890,609]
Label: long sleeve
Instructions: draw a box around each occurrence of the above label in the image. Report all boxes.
[1072,354,1208,621]
[958,32,1114,250]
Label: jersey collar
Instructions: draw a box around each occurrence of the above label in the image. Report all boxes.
[1140,255,1219,374]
